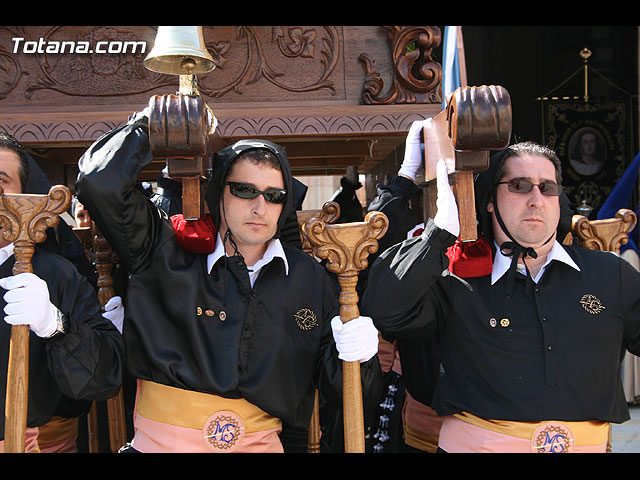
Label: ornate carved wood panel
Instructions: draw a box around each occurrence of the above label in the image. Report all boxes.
[0,26,443,194]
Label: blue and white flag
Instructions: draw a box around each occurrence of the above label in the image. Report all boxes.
[442,26,463,110]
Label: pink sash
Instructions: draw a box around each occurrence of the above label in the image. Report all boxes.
[131,380,284,453]
[438,414,608,453]
[0,427,40,453]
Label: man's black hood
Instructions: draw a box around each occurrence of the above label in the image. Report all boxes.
[204,139,293,239]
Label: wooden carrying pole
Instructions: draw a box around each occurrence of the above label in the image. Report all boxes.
[423,85,512,241]
[296,201,340,453]
[72,225,100,453]
[93,231,127,453]
[0,185,71,452]
[304,211,388,453]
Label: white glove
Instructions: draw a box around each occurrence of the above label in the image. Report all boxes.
[331,315,379,363]
[433,159,460,237]
[102,296,124,334]
[0,272,59,338]
[398,119,429,181]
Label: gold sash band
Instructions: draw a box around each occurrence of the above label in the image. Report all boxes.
[455,411,610,446]
[137,380,282,433]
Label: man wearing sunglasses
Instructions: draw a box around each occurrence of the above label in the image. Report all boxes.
[363,127,640,453]
[75,111,382,453]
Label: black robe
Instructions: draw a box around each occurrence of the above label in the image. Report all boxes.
[76,114,382,433]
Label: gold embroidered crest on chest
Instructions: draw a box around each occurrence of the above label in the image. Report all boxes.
[579,294,606,315]
[294,308,319,331]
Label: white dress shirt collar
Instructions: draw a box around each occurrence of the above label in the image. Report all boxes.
[207,234,289,286]
[491,240,580,285]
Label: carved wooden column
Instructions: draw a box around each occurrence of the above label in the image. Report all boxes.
[93,230,127,453]
[304,211,388,453]
[0,185,71,453]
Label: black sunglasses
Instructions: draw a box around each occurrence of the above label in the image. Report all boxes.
[497,178,562,196]
[225,181,288,204]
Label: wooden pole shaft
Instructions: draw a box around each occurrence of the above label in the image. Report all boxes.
[0,185,71,453]
[342,361,365,452]
[4,324,29,453]
[93,231,127,453]
[87,401,100,452]
[106,390,126,453]
[337,271,365,453]
[307,390,321,453]
[4,241,35,453]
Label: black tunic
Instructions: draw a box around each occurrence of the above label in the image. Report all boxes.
[362,219,640,424]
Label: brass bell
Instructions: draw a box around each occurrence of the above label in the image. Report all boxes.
[144,26,216,75]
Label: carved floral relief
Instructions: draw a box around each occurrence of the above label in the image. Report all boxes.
[0,26,344,104]
[359,26,442,105]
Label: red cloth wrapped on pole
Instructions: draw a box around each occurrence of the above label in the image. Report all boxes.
[171,213,216,254]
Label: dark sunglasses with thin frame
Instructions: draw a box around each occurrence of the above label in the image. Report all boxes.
[497,178,562,196]
[225,181,288,204]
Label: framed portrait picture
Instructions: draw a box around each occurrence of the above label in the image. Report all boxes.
[543,101,631,218]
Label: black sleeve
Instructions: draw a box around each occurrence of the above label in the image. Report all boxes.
[75,112,168,275]
[366,174,419,255]
[361,219,456,340]
[40,252,125,401]
[621,256,640,356]
[395,335,440,406]
[357,175,419,305]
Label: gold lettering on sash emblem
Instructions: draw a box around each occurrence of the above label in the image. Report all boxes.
[531,422,574,453]
[202,411,246,453]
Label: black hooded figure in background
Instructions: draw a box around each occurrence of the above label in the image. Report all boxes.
[330,175,364,224]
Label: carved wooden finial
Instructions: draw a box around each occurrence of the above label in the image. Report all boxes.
[305,211,388,321]
[0,185,71,453]
[572,208,637,254]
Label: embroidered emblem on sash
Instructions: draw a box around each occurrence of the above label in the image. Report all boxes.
[197,306,203,316]
[294,308,319,331]
[500,318,510,327]
[489,318,497,328]
[580,294,605,314]
[202,411,246,453]
[531,422,574,453]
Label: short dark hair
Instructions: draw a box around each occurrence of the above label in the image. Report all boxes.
[224,148,282,182]
[494,141,563,188]
[0,132,30,193]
